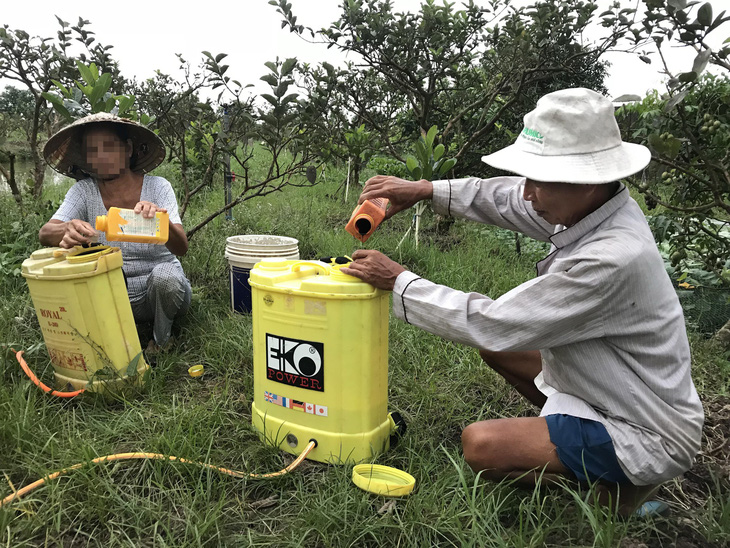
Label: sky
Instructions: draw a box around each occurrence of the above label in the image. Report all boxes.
[1,0,726,101]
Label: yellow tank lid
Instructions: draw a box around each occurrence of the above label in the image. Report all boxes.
[21,246,123,279]
[249,259,381,298]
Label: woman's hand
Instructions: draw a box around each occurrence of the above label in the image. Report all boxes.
[358,176,433,220]
[57,219,97,249]
[134,201,167,218]
[132,201,188,256]
[340,250,406,291]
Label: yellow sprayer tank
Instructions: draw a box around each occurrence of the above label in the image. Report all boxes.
[249,258,399,463]
[21,246,148,392]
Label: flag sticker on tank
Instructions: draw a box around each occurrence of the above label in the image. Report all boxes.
[264,391,328,416]
[266,334,324,391]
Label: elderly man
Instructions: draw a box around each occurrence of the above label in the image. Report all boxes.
[342,88,703,516]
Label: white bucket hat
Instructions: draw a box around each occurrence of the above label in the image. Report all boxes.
[481,88,650,184]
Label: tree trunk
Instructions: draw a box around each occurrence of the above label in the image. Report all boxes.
[30,95,46,198]
[714,317,730,349]
[1,153,23,207]
[202,141,218,189]
[32,152,45,198]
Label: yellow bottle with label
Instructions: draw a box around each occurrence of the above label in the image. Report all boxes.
[96,207,169,244]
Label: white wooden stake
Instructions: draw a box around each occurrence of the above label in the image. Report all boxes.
[345,157,351,202]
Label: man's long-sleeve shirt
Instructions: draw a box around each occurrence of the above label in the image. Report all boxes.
[393,176,703,485]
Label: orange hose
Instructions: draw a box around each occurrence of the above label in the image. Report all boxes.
[1,440,317,508]
[11,349,84,398]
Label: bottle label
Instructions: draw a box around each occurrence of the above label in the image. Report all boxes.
[118,210,160,237]
[371,198,388,209]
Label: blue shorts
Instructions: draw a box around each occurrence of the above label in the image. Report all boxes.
[545,414,631,484]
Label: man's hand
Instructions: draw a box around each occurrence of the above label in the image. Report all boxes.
[59,219,97,248]
[340,249,406,291]
[134,201,167,219]
[359,176,433,220]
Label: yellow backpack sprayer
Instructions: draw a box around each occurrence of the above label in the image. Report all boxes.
[4,248,411,508]
[248,257,406,464]
[19,245,148,395]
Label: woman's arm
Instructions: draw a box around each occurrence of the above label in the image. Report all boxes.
[166,222,188,256]
[39,219,97,248]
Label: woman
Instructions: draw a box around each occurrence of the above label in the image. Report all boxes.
[39,113,191,355]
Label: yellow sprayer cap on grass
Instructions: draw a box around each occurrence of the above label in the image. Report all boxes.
[351,464,415,497]
[188,364,205,378]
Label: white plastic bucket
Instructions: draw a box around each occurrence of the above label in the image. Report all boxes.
[225,235,299,313]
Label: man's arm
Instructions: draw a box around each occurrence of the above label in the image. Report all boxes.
[431,177,554,242]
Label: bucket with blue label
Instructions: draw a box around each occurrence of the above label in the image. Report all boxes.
[224,235,299,314]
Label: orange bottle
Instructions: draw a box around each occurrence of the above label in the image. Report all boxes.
[345,198,389,243]
[96,207,169,244]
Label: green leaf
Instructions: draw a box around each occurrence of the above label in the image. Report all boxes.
[50,79,70,97]
[264,61,279,75]
[433,143,445,162]
[664,90,688,112]
[422,164,433,181]
[697,2,713,26]
[425,125,438,147]
[260,74,278,87]
[89,62,99,81]
[613,94,642,103]
[678,71,698,83]
[215,53,228,63]
[89,73,112,106]
[117,95,135,114]
[412,166,422,180]
[647,133,665,154]
[126,352,142,378]
[691,49,711,75]
[415,139,428,166]
[261,93,278,106]
[280,93,299,105]
[41,92,71,121]
[664,137,682,160]
[406,156,418,174]
[275,81,290,98]
[76,60,95,85]
[78,83,94,100]
[281,57,297,76]
[438,158,457,175]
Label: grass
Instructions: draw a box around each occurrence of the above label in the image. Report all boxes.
[1,159,729,547]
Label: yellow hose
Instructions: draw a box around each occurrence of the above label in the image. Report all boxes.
[1,440,317,508]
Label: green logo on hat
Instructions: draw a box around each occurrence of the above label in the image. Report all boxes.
[521,127,544,142]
